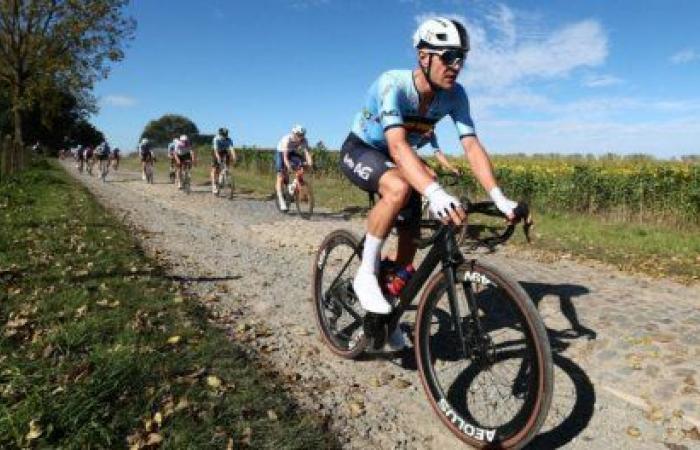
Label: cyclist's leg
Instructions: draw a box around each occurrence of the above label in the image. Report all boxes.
[339,133,412,314]
[274,152,288,210]
[210,151,219,192]
[174,154,182,187]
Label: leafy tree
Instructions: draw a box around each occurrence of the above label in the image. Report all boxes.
[0,0,135,145]
[141,114,199,147]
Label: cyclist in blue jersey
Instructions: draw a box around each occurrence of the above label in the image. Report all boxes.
[211,128,237,195]
[340,17,519,349]
[138,138,154,180]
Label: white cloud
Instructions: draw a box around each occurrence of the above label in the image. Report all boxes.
[670,48,698,64]
[102,95,137,108]
[417,8,607,89]
[583,74,623,87]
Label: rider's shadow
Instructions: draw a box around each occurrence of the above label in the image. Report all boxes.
[520,282,597,345]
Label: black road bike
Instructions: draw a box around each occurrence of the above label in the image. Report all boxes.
[312,202,553,448]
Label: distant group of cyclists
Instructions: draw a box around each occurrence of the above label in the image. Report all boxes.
[62,141,120,175]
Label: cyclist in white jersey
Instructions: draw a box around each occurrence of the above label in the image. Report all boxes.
[340,17,519,349]
[173,135,196,189]
[210,128,237,194]
[275,125,313,211]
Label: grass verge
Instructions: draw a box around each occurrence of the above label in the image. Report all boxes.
[0,160,336,449]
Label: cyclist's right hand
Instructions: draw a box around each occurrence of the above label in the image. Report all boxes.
[425,183,466,225]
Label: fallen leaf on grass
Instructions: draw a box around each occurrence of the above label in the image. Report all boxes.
[75,305,87,318]
[267,409,278,421]
[96,299,120,308]
[166,336,181,345]
[146,433,163,445]
[26,419,42,440]
[206,375,222,388]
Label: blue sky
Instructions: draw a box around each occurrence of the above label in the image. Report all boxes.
[93,0,700,158]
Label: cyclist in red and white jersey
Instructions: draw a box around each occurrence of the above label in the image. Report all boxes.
[173,135,196,189]
[275,125,314,211]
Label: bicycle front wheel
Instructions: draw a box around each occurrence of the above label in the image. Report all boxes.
[312,229,367,358]
[295,181,314,219]
[415,260,553,449]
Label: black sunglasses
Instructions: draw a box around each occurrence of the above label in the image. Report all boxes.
[426,49,467,67]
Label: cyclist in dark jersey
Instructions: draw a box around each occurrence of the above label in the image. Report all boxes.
[340,17,519,349]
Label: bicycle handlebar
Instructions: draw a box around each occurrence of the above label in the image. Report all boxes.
[414,200,532,250]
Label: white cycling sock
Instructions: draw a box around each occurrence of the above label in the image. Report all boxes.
[353,234,391,314]
[359,234,383,275]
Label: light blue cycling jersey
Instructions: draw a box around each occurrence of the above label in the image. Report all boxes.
[213,135,233,152]
[351,69,476,154]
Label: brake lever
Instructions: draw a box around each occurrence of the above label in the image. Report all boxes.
[512,202,533,244]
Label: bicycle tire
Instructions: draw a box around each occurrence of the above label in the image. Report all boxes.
[414,260,553,449]
[295,181,314,219]
[312,229,368,359]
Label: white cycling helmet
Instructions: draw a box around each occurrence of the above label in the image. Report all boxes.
[179,134,188,142]
[140,138,149,145]
[413,17,469,51]
[291,125,306,136]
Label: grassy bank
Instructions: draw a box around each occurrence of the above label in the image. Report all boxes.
[0,160,336,448]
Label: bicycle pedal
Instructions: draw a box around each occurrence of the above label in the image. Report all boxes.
[363,313,388,350]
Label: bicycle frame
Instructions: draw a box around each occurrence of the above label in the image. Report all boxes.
[361,222,472,350]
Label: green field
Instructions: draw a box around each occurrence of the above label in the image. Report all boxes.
[119,153,699,282]
[0,160,336,448]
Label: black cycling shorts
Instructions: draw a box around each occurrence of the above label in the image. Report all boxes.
[211,151,230,168]
[339,132,421,228]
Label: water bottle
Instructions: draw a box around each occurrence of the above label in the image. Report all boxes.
[386,264,415,296]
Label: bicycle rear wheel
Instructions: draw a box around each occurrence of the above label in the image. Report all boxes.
[415,260,552,449]
[295,180,314,219]
[312,230,368,359]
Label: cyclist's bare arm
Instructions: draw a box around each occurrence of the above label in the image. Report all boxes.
[387,127,465,225]
[283,150,291,171]
[461,135,515,220]
[303,148,313,167]
[433,148,460,175]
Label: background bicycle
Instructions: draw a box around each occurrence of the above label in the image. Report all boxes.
[276,163,314,218]
[216,159,235,199]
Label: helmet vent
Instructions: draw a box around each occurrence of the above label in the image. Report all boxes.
[436,33,447,41]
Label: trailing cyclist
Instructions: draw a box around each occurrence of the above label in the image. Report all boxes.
[138,138,155,181]
[111,147,121,170]
[339,17,518,349]
[167,138,178,182]
[275,125,313,211]
[173,134,196,189]
[95,141,111,179]
[210,127,237,195]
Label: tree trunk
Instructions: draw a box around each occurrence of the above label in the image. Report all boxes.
[12,82,24,172]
